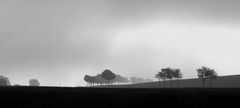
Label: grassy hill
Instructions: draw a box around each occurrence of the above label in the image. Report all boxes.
[112,74,240,88]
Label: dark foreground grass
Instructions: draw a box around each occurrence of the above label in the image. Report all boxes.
[0,87,239,108]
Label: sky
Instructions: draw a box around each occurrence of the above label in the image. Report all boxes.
[0,0,240,86]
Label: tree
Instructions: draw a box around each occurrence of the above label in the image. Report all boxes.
[130,77,144,84]
[163,68,174,88]
[172,68,183,87]
[197,66,209,88]
[113,75,129,85]
[84,75,96,86]
[113,75,122,85]
[206,68,218,88]
[121,77,130,84]
[0,75,11,86]
[13,84,21,86]
[158,70,167,88]
[84,75,91,86]
[155,72,162,88]
[29,79,40,86]
[101,69,116,86]
[144,79,153,83]
[95,74,108,85]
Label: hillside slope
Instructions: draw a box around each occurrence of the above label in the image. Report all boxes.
[115,75,240,88]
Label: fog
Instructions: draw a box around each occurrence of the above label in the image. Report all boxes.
[0,0,240,86]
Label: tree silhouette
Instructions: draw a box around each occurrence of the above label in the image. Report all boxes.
[84,75,96,86]
[197,66,210,88]
[95,74,108,85]
[130,77,144,84]
[0,75,11,86]
[84,75,91,86]
[155,72,162,88]
[206,68,218,88]
[172,68,183,88]
[114,75,122,85]
[29,79,40,86]
[163,68,174,88]
[13,84,21,86]
[0,79,8,86]
[121,77,130,84]
[144,79,153,82]
[157,68,182,88]
[113,75,129,85]
[159,70,167,88]
[84,74,128,86]
[101,69,116,86]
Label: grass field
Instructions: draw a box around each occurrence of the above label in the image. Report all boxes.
[0,87,240,108]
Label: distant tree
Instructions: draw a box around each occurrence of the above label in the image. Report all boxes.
[172,68,183,87]
[95,74,108,85]
[84,75,90,86]
[130,77,144,84]
[144,79,153,83]
[197,66,209,88]
[109,77,117,85]
[113,75,121,84]
[101,69,116,85]
[155,72,162,88]
[163,68,174,88]
[29,79,40,86]
[206,68,218,88]
[84,75,96,86]
[0,75,11,86]
[13,84,21,86]
[157,71,167,88]
[121,77,130,84]
[0,79,8,86]
[113,75,127,85]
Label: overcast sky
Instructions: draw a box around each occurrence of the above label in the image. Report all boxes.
[1,0,240,86]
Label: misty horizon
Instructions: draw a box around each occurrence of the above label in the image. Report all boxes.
[1,0,240,86]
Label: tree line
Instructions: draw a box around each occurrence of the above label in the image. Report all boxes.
[0,75,40,86]
[155,67,182,88]
[84,69,153,86]
[155,66,218,88]
[0,66,218,88]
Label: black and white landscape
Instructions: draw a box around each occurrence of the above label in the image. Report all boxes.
[1,0,240,107]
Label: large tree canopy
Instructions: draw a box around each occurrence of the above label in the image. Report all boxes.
[101,69,116,82]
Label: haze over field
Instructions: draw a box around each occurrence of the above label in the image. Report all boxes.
[0,0,240,86]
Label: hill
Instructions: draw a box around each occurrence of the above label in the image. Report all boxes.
[112,74,240,88]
